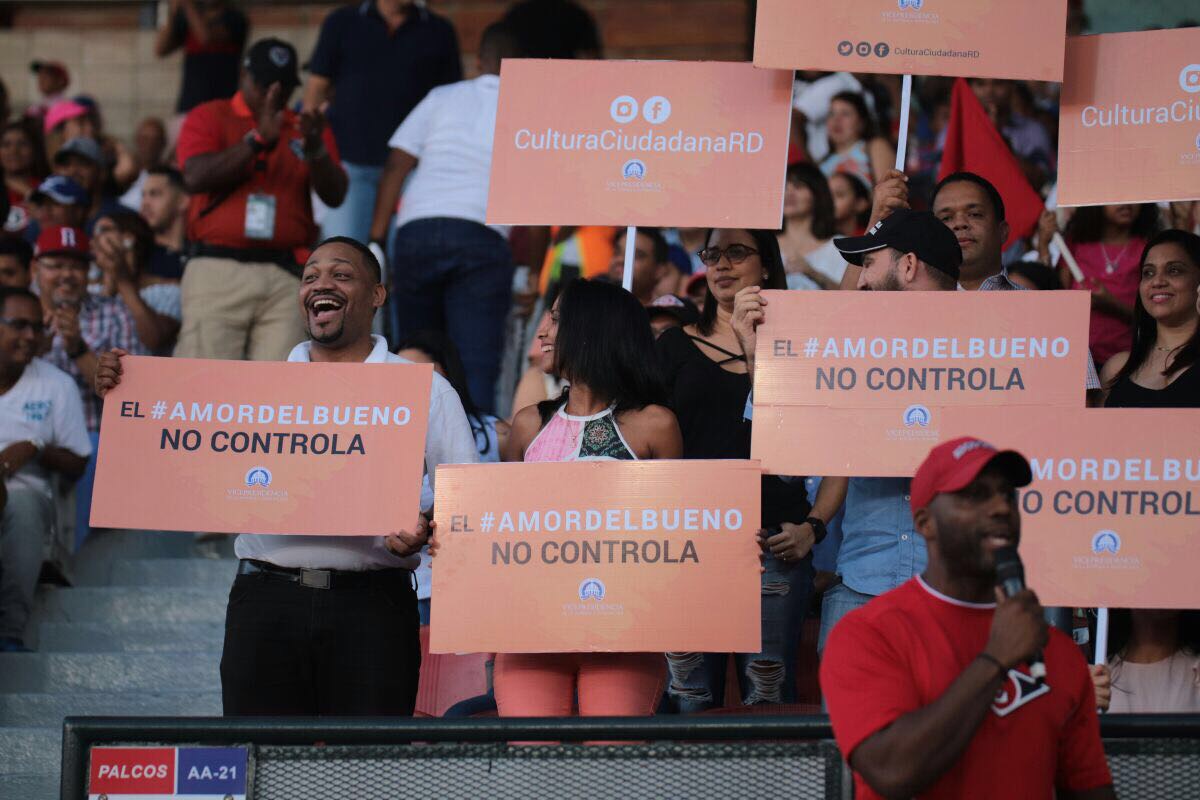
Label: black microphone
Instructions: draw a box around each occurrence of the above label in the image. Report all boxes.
[993,545,1046,682]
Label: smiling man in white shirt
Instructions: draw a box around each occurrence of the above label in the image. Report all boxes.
[0,287,91,652]
[96,237,478,713]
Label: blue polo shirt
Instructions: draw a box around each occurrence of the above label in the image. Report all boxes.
[308,1,462,166]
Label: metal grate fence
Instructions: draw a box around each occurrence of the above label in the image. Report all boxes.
[62,714,1200,800]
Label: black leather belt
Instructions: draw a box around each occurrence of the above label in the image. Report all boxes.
[237,559,408,590]
[190,243,300,276]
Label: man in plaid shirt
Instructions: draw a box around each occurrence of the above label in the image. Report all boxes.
[33,225,146,545]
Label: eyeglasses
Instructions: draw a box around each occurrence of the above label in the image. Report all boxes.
[697,244,759,267]
[0,318,45,334]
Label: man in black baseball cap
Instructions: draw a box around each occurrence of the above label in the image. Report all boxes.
[173,36,346,362]
[244,38,302,91]
[834,208,962,291]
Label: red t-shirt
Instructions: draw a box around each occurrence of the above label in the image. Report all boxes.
[176,92,340,252]
[820,577,1111,800]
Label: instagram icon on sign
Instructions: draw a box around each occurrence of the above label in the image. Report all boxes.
[1181,64,1200,93]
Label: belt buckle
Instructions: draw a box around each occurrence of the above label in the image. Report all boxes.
[300,569,331,589]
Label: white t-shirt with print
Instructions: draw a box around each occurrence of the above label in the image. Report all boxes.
[0,358,93,495]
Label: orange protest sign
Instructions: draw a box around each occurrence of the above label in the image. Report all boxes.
[1058,29,1200,207]
[750,290,1089,477]
[485,60,793,228]
[90,356,431,535]
[995,409,1200,609]
[430,460,762,654]
[754,0,1067,81]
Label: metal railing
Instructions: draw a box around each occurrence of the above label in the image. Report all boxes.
[62,713,1200,800]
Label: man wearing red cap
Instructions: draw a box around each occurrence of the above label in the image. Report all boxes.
[33,225,146,545]
[820,438,1114,800]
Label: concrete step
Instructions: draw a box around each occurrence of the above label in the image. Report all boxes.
[32,586,228,625]
[0,690,222,726]
[103,558,238,588]
[0,773,58,800]
[72,528,206,568]
[0,652,220,693]
[33,620,225,653]
[0,727,60,776]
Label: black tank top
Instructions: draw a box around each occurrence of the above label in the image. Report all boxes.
[1105,362,1200,408]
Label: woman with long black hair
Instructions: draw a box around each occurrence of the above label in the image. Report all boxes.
[493,278,682,717]
[1049,204,1161,367]
[657,228,845,711]
[777,162,846,290]
[1100,229,1200,407]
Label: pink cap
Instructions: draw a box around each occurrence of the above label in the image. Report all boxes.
[43,101,89,134]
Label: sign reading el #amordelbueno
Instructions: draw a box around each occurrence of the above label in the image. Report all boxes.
[750,291,1089,477]
[430,460,762,654]
[91,356,432,535]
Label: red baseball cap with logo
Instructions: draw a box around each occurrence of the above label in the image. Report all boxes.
[910,437,1032,514]
[35,225,90,260]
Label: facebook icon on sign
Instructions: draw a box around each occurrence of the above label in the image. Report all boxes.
[643,96,672,124]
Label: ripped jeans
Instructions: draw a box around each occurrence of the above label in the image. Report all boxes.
[666,551,814,712]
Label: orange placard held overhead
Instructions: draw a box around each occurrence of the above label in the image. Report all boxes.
[1058,28,1200,207]
[91,356,432,535]
[750,291,1089,477]
[754,0,1068,82]
[995,409,1200,609]
[485,60,793,228]
[430,460,762,654]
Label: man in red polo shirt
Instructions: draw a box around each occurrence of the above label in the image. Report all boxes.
[820,437,1114,800]
[175,37,347,361]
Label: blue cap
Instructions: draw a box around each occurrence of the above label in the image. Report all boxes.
[54,137,105,167]
[30,175,90,206]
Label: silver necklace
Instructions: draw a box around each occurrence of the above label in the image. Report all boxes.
[1100,241,1132,274]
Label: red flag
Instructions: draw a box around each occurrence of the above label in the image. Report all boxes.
[937,78,1043,249]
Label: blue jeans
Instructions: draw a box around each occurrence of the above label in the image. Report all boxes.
[320,161,383,244]
[74,431,101,549]
[817,581,875,656]
[389,218,514,413]
[666,552,814,711]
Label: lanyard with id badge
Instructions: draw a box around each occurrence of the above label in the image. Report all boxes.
[245,193,277,240]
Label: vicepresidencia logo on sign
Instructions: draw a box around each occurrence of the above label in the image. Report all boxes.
[1092,530,1121,555]
[903,404,931,428]
[245,466,272,488]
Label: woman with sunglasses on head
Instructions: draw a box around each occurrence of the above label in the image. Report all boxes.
[489,278,682,719]
[656,229,844,712]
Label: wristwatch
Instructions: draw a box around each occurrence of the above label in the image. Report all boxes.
[805,516,828,545]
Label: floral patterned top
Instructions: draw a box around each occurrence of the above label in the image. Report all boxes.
[524,405,637,462]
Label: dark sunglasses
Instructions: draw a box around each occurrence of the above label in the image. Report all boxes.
[697,244,759,267]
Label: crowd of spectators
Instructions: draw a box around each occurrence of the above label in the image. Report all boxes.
[0,0,1196,748]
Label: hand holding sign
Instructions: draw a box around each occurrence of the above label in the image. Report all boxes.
[94,348,127,397]
[385,513,432,558]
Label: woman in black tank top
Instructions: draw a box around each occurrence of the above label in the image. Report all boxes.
[1101,230,1200,408]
